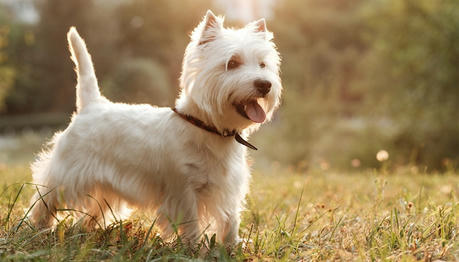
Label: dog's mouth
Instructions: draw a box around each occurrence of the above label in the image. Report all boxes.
[234,99,266,123]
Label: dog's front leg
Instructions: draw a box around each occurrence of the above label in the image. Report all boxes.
[157,188,201,243]
[222,209,241,246]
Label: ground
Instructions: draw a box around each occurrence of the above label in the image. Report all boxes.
[1,165,457,261]
[0,133,458,261]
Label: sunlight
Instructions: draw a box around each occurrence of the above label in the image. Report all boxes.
[215,0,276,22]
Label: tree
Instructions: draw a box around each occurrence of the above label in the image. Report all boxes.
[0,6,15,112]
[361,0,459,169]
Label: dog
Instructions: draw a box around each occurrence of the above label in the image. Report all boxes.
[29,10,282,245]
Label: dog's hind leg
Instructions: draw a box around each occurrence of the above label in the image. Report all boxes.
[79,193,108,229]
[29,151,60,228]
[80,187,131,229]
[29,186,58,228]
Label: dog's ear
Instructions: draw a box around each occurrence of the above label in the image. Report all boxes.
[196,10,223,46]
[253,18,267,33]
[247,18,273,40]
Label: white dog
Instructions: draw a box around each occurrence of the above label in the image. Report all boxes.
[29,10,281,245]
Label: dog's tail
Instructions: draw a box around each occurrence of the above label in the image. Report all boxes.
[67,27,100,112]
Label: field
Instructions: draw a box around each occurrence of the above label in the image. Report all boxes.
[1,168,457,261]
[0,134,458,261]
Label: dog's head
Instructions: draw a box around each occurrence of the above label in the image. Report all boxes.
[178,10,282,134]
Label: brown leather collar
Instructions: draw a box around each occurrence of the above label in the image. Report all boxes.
[172,108,257,150]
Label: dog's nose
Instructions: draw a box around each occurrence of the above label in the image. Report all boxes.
[254,79,271,95]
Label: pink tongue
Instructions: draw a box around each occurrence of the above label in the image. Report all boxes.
[245,101,266,123]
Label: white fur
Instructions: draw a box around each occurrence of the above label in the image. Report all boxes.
[29,11,282,245]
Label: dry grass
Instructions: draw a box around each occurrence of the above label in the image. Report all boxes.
[0,163,457,261]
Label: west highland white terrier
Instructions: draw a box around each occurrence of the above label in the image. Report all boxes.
[29,10,282,245]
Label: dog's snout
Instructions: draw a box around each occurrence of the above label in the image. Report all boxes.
[254,79,271,95]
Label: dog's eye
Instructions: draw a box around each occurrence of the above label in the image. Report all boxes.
[259,62,266,68]
[227,59,240,70]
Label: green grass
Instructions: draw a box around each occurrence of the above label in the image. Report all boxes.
[0,163,457,261]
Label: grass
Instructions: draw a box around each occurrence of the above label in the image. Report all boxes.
[0,162,457,261]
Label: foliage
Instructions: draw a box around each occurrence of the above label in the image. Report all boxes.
[0,8,15,112]
[0,66,14,113]
[360,0,459,169]
[103,58,172,106]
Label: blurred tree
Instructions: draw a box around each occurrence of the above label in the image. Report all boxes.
[103,58,172,106]
[33,0,97,113]
[360,0,459,169]
[0,7,15,112]
[2,0,214,115]
[2,0,100,114]
[260,0,459,170]
[115,0,212,93]
[262,0,368,167]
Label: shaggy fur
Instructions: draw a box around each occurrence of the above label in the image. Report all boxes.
[29,10,282,245]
